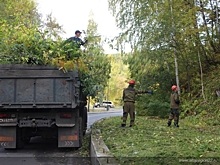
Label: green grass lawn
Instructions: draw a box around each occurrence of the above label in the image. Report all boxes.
[92,116,220,165]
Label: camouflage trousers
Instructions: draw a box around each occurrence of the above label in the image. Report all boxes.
[122,102,135,126]
[168,108,179,125]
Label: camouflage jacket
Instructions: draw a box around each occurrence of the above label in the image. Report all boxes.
[122,86,147,103]
[170,92,180,109]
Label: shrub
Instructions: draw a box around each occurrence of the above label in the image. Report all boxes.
[147,100,170,118]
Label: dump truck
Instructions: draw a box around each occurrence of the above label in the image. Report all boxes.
[0,64,87,149]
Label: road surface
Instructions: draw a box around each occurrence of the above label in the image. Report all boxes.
[87,109,122,128]
[0,109,122,165]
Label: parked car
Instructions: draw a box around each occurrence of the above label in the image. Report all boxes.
[102,101,115,108]
[93,101,114,108]
[94,102,100,108]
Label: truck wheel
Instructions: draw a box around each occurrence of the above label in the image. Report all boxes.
[24,137,31,144]
[83,107,88,136]
[16,127,25,149]
[78,117,83,148]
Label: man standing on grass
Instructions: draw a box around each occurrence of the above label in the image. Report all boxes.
[121,80,153,128]
[167,85,180,127]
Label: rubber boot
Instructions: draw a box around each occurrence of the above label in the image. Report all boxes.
[174,122,179,127]
[121,124,126,128]
[167,121,171,127]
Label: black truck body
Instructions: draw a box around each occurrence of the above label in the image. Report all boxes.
[0,64,87,149]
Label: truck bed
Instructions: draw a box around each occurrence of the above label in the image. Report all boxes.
[0,64,80,109]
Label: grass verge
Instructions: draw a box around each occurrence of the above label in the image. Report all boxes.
[79,131,91,157]
[92,116,220,165]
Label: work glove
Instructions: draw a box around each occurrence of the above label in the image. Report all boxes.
[84,37,88,44]
[174,99,180,104]
[147,90,153,95]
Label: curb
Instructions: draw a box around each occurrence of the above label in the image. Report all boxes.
[88,110,122,114]
[90,119,118,165]
[88,111,121,114]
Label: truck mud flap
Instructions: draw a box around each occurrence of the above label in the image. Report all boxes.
[0,127,16,149]
[58,126,79,148]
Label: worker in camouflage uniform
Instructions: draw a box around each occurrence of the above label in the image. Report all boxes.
[121,80,152,127]
[168,85,180,127]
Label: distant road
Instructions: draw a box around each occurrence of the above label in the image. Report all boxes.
[87,109,122,128]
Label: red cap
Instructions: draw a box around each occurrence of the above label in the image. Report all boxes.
[171,85,177,91]
[129,80,136,85]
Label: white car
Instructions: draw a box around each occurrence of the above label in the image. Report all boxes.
[94,102,100,108]
[102,101,114,108]
[94,101,115,108]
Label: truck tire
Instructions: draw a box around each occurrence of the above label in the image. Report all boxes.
[16,127,25,149]
[78,117,83,148]
[83,107,88,136]
[24,137,31,144]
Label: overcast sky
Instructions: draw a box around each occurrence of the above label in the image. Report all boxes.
[35,0,121,54]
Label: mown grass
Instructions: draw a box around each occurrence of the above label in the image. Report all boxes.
[78,132,91,157]
[92,115,220,165]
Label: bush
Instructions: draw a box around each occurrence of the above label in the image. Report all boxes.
[135,97,170,118]
[146,100,170,118]
[135,102,148,116]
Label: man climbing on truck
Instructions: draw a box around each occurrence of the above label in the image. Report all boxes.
[61,30,88,60]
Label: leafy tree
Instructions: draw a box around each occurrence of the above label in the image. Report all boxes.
[108,0,220,117]
[0,0,63,64]
[79,16,111,98]
[0,1,111,103]
[105,54,129,106]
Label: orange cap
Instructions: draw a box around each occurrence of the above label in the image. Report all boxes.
[129,80,136,85]
[171,85,177,91]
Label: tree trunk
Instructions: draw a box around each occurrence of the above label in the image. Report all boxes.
[197,50,206,102]
[216,0,220,44]
[170,0,180,94]
[199,0,217,54]
[87,95,90,112]
[174,49,180,94]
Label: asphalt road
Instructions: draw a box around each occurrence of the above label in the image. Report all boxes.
[0,109,122,165]
[87,109,122,128]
